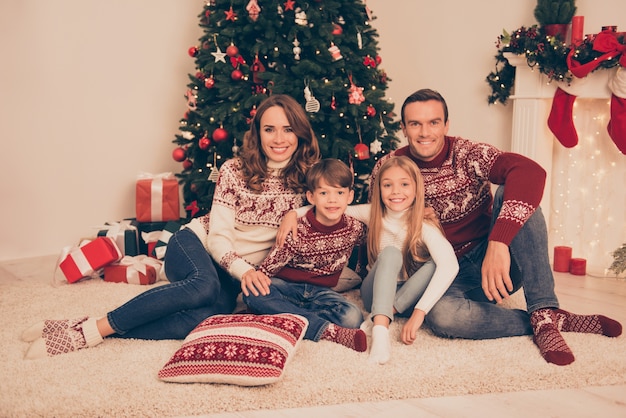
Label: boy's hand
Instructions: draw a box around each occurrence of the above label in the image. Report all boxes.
[241,269,271,297]
[276,210,298,246]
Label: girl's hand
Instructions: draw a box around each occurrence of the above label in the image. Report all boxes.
[401,309,425,345]
[276,210,298,246]
[241,269,271,297]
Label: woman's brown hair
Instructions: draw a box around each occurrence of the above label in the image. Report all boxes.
[239,94,320,193]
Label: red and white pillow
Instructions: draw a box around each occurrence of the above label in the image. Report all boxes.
[158,313,308,386]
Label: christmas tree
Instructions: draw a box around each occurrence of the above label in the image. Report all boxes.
[172,0,400,217]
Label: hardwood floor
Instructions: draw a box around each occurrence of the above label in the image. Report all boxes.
[1,256,625,418]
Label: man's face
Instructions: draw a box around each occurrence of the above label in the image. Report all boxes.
[401,100,449,162]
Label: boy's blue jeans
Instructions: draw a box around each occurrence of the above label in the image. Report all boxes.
[107,228,240,340]
[425,186,560,339]
[243,277,364,341]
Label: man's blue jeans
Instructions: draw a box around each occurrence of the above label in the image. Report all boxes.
[425,186,560,339]
[243,277,363,341]
[107,228,240,340]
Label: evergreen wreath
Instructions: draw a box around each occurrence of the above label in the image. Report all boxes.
[486,25,624,105]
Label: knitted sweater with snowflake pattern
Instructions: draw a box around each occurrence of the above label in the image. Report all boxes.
[185,158,306,281]
[259,208,366,288]
[370,136,546,257]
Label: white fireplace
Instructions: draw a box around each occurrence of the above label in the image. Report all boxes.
[506,54,625,277]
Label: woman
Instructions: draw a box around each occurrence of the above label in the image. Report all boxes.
[22,94,320,358]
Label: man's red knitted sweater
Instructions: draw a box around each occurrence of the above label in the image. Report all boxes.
[371,136,546,257]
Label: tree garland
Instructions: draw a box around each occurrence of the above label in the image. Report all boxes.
[486,25,624,105]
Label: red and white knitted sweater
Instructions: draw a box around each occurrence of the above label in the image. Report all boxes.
[371,136,546,257]
[185,158,306,280]
[259,208,366,288]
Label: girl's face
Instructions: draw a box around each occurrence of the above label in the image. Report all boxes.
[259,106,299,165]
[379,165,416,212]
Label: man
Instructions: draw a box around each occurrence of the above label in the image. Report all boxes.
[369,88,622,365]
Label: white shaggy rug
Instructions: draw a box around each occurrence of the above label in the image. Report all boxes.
[1,273,625,417]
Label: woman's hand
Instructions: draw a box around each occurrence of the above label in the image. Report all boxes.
[276,210,298,246]
[401,309,425,345]
[241,269,271,297]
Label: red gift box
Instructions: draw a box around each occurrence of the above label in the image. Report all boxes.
[58,237,123,283]
[136,173,180,222]
[103,255,161,285]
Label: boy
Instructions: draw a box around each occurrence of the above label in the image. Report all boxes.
[242,159,367,352]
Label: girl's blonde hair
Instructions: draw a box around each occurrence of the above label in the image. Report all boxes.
[367,156,441,278]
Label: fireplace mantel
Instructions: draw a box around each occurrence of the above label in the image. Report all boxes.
[505,52,615,224]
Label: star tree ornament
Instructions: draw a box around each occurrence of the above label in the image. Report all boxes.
[348,75,365,105]
[210,35,226,63]
[224,6,237,21]
[370,138,382,155]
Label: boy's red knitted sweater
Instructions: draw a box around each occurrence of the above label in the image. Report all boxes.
[259,208,366,287]
[372,136,546,257]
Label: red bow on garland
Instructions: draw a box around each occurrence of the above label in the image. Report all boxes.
[230,55,246,68]
[567,30,626,78]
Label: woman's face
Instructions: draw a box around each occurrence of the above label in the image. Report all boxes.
[259,105,299,165]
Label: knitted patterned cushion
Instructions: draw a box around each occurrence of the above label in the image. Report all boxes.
[158,313,308,386]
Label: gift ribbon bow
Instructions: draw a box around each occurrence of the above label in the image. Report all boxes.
[137,172,175,222]
[117,255,162,285]
[95,220,137,254]
[567,30,626,78]
[363,56,377,68]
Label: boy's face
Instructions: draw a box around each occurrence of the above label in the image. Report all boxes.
[306,178,354,227]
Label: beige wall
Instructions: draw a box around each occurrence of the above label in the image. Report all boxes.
[1,0,624,261]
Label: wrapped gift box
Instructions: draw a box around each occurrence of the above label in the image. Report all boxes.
[103,256,161,285]
[59,237,122,284]
[136,220,168,255]
[136,173,180,222]
[97,219,139,256]
[153,220,189,259]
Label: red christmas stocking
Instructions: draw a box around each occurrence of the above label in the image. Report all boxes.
[607,67,626,155]
[548,87,579,148]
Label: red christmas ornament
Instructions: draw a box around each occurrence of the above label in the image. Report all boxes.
[332,23,343,36]
[375,55,382,65]
[182,159,193,170]
[186,200,200,217]
[188,46,199,57]
[204,77,215,89]
[226,44,239,57]
[195,71,205,81]
[251,55,266,84]
[172,147,186,162]
[366,105,376,117]
[250,105,257,117]
[198,136,211,150]
[212,127,229,142]
[354,143,370,160]
[231,69,243,80]
[224,6,237,21]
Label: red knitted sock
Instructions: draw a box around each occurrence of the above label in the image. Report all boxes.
[530,309,575,366]
[554,308,622,337]
[548,87,579,148]
[321,323,367,352]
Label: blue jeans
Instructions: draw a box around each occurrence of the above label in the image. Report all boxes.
[243,277,363,341]
[424,186,559,339]
[360,246,437,320]
[107,228,240,340]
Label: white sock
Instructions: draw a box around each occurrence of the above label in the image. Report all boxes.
[368,325,391,365]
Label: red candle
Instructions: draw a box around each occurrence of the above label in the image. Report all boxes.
[569,258,587,276]
[553,246,572,272]
[571,16,584,44]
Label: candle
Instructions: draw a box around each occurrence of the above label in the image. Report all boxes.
[569,258,587,276]
[553,246,572,272]
[571,16,584,44]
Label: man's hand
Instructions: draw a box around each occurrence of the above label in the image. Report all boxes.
[276,210,298,246]
[241,269,271,297]
[481,240,513,303]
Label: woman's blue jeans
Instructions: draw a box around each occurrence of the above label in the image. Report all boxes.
[424,186,560,339]
[360,246,437,320]
[107,228,240,340]
[243,277,363,341]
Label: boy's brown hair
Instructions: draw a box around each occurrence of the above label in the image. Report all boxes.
[305,158,353,192]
